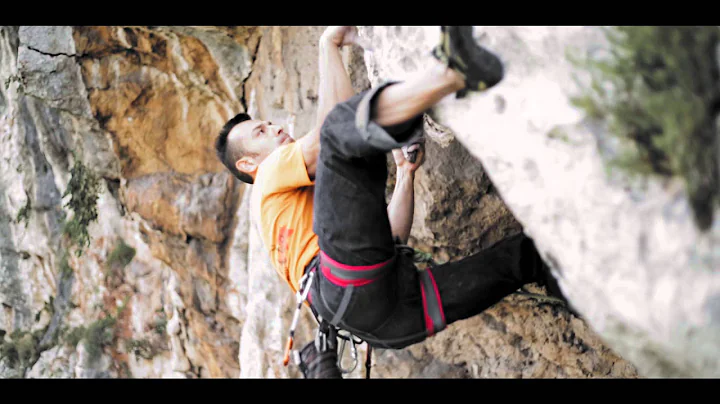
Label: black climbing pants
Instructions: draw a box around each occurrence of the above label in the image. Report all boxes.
[308,82,558,349]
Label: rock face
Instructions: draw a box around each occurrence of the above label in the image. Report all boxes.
[360,26,720,377]
[0,25,645,379]
[1,25,249,378]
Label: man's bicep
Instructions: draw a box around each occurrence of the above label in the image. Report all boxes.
[298,127,320,179]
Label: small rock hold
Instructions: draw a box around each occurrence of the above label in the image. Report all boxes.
[494,94,506,114]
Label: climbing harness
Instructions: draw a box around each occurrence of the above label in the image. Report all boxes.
[283,267,373,379]
[283,245,562,378]
[285,245,438,378]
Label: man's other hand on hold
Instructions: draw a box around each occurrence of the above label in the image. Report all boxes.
[392,141,425,174]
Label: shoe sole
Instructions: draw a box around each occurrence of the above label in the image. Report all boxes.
[434,26,505,96]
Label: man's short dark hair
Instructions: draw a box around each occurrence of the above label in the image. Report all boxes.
[215,113,254,184]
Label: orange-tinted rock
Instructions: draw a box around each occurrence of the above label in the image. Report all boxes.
[75,26,243,179]
[124,172,237,244]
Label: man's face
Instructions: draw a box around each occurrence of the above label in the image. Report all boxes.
[230,119,294,175]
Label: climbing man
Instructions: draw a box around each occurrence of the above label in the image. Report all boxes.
[215,26,567,378]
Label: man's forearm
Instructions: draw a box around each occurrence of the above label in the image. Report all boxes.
[387,168,415,245]
[300,38,357,179]
[315,40,356,129]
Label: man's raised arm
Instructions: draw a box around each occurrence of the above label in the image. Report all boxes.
[299,26,366,179]
[388,143,425,245]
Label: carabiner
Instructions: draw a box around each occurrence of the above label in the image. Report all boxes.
[337,332,359,374]
[283,271,315,366]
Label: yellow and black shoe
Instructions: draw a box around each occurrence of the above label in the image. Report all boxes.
[432,26,504,98]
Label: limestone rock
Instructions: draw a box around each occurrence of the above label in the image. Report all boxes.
[1,25,247,378]
[73,26,244,179]
[18,26,76,56]
[124,172,236,244]
[0,25,652,379]
[360,25,720,377]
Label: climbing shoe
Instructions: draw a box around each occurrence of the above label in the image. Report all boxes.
[296,339,343,379]
[432,26,504,98]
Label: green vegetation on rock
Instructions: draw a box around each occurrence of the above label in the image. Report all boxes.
[106,239,136,270]
[62,325,86,349]
[60,298,130,365]
[4,74,23,91]
[569,26,720,230]
[62,152,101,256]
[0,329,49,373]
[59,251,73,278]
[15,191,31,228]
[83,315,117,363]
[126,338,158,360]
[0,298,56,375]
[153,309,167,336]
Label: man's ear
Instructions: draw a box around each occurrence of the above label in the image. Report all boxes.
[236,157,258,176]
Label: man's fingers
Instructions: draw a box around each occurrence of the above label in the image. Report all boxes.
[402,145,419,163]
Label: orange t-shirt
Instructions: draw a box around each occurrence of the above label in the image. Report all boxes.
[251,142,319,294]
